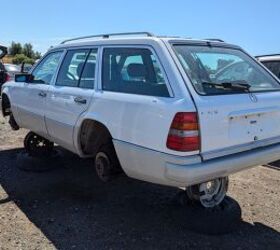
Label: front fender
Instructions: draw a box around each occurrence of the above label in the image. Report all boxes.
[1,84,21,125]
[1,86,11,116]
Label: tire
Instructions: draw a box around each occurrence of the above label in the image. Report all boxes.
[9,113,19,130]
[94,141,122,182]
[24,132,54,157]
[173,193,242,235]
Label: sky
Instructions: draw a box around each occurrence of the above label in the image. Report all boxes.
[1,0,279,56]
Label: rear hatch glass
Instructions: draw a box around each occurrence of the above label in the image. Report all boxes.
[173,44,280,158]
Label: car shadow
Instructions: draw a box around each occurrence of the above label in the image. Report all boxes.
[265,160,280,170]
[0,147,280,249]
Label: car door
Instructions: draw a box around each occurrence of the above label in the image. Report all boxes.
[93,46,176,178]
[14,51,63,136]
[45,48,97,151]
[96,47,174,148]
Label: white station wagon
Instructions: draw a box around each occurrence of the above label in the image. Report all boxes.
[2,32,280,208]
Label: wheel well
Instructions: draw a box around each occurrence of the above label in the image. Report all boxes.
[1,94,11,116]
[79,119,113,156]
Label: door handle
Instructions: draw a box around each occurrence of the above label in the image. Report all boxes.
[38,91,47,97]
[74,96,87,104]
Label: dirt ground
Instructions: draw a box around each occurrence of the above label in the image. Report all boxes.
[0,116,279,250]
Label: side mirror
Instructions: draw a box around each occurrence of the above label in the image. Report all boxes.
[15,73,33,83]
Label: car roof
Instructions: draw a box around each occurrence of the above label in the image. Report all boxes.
[4,64,20,71]
[48,32,241,52]
[256,54,280,62]
[4,63,18,66]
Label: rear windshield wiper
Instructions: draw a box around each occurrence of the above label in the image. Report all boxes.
[201,80,251,92]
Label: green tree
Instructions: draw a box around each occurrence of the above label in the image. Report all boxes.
[9,41,22,56]
[22,43,34,58]
[12,54,35,65]
[34,51,42,59]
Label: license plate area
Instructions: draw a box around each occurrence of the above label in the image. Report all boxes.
[229,110,280,143]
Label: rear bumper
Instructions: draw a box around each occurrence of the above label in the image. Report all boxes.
[114,140,280,187]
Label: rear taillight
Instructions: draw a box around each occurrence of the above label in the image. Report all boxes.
[166,112,200,152]
[5,73,11,82]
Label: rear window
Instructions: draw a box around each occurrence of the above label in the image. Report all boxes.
[261,61,280,79]
[173,45,280,95]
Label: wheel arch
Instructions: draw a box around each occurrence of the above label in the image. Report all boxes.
[75,117,115,157]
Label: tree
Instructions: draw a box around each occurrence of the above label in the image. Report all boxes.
[9,41,22,56]
[22,43,34,58]
[12,54,35,65]
[34,51,42,59]
[8,41,42,63]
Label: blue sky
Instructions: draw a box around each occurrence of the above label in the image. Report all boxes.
[1,0,279,56]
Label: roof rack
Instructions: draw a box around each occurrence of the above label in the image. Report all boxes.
[204,38,225,42]
[61,32,154,44]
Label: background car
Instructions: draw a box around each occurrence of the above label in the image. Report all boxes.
[3,63,21,81]
[0,44,8,87]
[256,54,280,79]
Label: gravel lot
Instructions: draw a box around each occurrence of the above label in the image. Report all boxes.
[0,116,279,250]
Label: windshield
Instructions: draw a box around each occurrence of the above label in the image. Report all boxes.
[173,45,280,95]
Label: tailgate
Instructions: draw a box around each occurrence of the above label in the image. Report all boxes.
[196,92,280,159]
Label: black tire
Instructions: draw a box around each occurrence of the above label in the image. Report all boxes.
[173,193,242,235]
[24,132,54,157]
[94,141,122,182]
[9,113,19,130]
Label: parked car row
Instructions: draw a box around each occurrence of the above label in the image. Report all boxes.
[2,32,280,211]
[257,54,280,79]
[0,45,34,90]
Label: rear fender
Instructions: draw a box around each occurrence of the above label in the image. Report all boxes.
[73,112,113,157]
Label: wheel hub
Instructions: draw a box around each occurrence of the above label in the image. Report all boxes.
[186,177,229,208]
[95,152,111,182]
[24,132,54,157]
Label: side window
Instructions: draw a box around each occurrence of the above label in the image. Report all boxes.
[31,51,63,84]
[102,48,169,97]
[56,49,90,87]
[79,49,98,89]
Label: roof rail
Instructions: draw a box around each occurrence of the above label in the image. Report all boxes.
[204,38,225,42]
[61,32,154,44]
[255,54,280,58]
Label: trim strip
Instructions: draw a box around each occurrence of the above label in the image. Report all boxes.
[202,135,280,160]
[169,129,199,137]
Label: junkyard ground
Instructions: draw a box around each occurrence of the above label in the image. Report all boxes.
[0,116,279,250]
